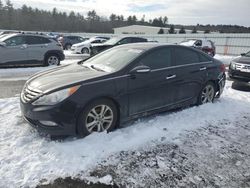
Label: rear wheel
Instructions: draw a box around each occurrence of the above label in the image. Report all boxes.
[77,99,118,137]
[45,54,60,66]
[197,82,216,105]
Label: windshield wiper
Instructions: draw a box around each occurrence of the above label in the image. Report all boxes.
[90,65,105,72]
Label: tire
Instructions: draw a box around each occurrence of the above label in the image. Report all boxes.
[81,47,89,54]
[65,43,72,50]
[45,54,60,66]
[197,82,216,105]
[77,98,118,137]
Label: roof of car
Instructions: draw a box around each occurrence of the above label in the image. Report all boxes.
[114,42,176,50]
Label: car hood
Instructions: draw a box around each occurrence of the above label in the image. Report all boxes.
[233,56,250,65]
[180,41,196,47]
[26,63,109,93]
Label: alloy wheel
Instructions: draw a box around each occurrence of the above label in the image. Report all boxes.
[201,84,215,104]
[85,105,114,133]
[48,56,59,66]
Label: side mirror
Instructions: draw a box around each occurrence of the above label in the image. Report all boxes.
[0,41,6,47]
[130,65,151,74]
[241,53,246,56]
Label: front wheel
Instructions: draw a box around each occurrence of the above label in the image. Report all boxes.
[77,99,118,137]
[197,82,216,105]
[81,47,89,54]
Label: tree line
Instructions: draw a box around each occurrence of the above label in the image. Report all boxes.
[0,0,250,34]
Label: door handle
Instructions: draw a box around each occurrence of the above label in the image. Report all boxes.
[166,75,176,80]
[200,67,207,71]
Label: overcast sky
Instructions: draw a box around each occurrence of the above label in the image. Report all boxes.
[10,0,250,26]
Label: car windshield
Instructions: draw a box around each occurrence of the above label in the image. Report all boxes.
[245,51,250,57]
[103,37,121,45]
[83,47,143,72]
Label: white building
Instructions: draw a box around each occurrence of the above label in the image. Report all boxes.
[113,25,205,35]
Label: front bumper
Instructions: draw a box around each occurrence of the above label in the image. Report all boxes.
[228,68,250,82]
[20,99,78,136]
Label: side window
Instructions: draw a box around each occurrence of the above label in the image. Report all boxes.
[67,36,74,40]
[91,40,101,44]
[26,36,50,45]
[132,38,146,43]
[78,37,84,41]
[4,36,26,46]
[139,48,172,70]
[174,47,200,66]
[195,40,202,47]
[118,38,132,45]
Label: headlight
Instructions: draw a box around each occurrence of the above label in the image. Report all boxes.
[32,85,80,105]
[230,61,236,69]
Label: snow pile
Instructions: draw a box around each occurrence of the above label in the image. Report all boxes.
[0,81,250,187]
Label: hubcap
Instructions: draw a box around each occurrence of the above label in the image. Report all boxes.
[48,56,59,65]
[85,105,113,133]
[201,85,215,104]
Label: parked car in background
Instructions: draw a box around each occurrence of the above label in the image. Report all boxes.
[58,35,88,50]
[90,36,148,55]
[0,33,64,67]
[180,39,216,57]
[0,30,20,36]
[20,43,225,137]
[71,37,107,54]
[229,51,250,82]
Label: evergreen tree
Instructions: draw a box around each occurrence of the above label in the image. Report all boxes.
[191,26,197,33]
[168,25,176,34]
[179,26,186,34]
[158,28,164,34]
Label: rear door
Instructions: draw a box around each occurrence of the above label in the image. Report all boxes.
[26,36,51,63]
[128,47,177,115]
[1,35,28,65]
[171,46,211,103]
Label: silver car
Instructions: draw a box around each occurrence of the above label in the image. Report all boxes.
[0,33,65,67]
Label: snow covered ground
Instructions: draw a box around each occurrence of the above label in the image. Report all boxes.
[0,81,250,187]
[0,54,235,81]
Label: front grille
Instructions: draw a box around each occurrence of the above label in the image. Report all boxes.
[235,63,250,70]
[21,85,43,103]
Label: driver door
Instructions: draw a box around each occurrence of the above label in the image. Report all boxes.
[128,47,176,116]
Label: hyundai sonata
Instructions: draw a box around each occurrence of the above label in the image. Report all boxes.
[20,43,226,137]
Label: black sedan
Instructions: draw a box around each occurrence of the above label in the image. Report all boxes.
[90,36,147,55]
[229,51,250,82]
[20,43,226,137]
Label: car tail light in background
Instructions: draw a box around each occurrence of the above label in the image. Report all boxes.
[220,64,226,72]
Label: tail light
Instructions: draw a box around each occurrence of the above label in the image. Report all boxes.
[220,63,226,72]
